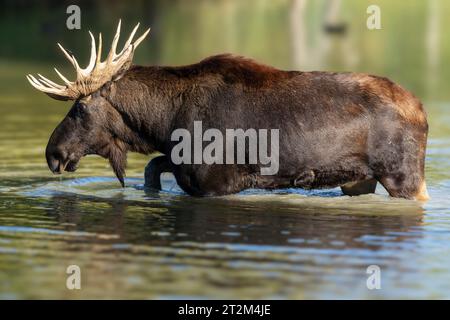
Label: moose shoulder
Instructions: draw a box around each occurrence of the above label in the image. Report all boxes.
[27,22,429,200]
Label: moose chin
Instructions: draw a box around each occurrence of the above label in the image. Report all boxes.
[27,21,429,200]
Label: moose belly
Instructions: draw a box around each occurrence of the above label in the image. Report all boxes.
[297,167,372,190]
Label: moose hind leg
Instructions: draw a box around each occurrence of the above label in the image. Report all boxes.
[341,179,377,196]
[378,174,429,201]
[375,128,429,201]
[144,155,172,190]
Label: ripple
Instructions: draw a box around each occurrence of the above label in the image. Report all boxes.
[0,226,96,237]
[1,175,431,217]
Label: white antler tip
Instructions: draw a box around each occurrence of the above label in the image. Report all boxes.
[29,20,147,100]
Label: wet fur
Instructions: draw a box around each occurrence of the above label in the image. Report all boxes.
[50,54,429,199]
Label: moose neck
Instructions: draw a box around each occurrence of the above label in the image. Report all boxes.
[105,65,189,155]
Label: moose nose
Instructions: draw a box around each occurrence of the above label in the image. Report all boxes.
[47,156,61,174]
[46,148,67,174]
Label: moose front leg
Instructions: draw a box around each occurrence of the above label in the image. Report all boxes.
[144,155,172,190]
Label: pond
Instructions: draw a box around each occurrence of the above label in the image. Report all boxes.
[1,0,450,299]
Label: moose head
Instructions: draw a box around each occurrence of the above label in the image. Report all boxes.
[27,21,150,186]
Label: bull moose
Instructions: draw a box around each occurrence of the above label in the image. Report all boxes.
[27,22,429,200]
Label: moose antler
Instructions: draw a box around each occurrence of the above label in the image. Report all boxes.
[26,20,150,100]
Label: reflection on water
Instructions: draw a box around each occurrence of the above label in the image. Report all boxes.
[1,175,450,299]
[1,0,450,299]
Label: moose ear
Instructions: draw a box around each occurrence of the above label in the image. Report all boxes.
[99,81,114,97]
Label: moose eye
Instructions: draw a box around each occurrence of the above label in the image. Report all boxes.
[77,103,88,116]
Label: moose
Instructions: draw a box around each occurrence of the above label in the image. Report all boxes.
[27,22,429,200]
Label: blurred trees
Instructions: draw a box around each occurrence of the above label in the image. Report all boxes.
[0,0,448,100]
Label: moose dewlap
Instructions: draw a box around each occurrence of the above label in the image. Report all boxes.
[27,21,429,200]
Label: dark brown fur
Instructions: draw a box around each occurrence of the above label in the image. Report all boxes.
[46,54,429,200]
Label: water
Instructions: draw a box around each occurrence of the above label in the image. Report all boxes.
[1,0,450,299]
